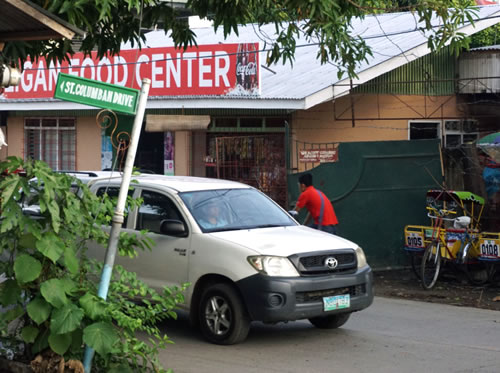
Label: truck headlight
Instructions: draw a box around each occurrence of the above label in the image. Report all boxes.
[355,247,368,268]
[248,256,299,277]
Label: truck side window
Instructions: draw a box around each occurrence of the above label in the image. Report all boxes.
[137,190,185,234]
[96,186,133,227]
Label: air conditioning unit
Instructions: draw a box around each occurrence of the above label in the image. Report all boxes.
[445,120,461,132]
[443,119,479,148]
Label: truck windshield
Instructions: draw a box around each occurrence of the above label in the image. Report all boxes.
[179,188,297,232]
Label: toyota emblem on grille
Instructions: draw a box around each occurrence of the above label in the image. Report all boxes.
[325,257,338,269]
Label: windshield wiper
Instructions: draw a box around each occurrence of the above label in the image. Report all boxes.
[252,224,284,229]
[206,226,243,233]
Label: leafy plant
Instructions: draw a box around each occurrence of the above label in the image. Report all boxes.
[0,157,184,372]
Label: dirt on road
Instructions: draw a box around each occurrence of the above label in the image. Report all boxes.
[373,268,500,311]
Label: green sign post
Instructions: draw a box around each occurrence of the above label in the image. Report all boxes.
[54,73,139,115]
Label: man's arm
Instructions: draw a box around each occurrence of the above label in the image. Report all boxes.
[294,205,311,225]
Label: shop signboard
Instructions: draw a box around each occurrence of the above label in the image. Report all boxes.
[5,43,260,99]
[54,73,139,115]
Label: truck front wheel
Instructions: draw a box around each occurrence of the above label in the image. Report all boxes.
[198,283,250,345]
[308,313,351,329]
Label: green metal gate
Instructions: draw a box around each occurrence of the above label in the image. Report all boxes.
[288,139,443,269]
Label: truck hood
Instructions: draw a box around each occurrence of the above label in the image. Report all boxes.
[210,225,358,257]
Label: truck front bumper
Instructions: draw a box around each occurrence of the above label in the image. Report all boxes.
[236,266,373,323]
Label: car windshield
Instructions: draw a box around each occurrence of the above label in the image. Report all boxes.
[180,188,296,232]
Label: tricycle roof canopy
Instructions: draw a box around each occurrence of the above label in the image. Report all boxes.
[427,189,485,205]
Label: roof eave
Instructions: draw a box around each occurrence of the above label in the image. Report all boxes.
[0,0,84,41]
[0,97,306,111]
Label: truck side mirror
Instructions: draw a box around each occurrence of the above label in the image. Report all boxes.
[160,219,188,237]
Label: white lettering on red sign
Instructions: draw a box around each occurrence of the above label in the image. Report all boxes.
[3,43,260,99]
[299,149,339,163]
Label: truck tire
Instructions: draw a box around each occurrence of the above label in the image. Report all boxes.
[198,283,250,345]
[308,313,351,329]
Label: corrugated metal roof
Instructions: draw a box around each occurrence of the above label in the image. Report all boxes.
[470,44,500,51]
[124,5,500,104]
[2,6,500,111]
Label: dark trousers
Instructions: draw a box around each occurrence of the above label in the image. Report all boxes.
[310,223,337,235]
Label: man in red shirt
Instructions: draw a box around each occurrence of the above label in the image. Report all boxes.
[294,173,339,235]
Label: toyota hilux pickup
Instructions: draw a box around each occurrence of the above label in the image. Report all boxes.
[84,173,373,345]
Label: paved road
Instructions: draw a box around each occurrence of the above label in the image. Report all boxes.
[155,297,500,373]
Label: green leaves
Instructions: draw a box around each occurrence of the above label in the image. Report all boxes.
[37,232,65,263]
[1,157,181,371]
[14,254,42,284]
[0,174,22,206]
[80,293,107,320]
[0,280,22,306]
[48,333,72,355]
[51,304,84,334]
[41,279,69,308]
[83,322,119,357]
[21,326,39,343]
[0,0,481,79]
[27,296,52,325]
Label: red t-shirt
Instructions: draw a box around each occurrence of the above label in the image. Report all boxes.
[297,186,338,226]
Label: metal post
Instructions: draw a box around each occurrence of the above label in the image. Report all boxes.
[83,78,151,373]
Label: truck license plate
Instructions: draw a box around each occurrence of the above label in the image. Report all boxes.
[323,294,350,311]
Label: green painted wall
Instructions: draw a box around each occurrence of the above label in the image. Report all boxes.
[288,139,442,269]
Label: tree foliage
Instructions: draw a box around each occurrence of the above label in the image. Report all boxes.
[0,158,184,371]
[0,0,481,78]
[470,24,500,47]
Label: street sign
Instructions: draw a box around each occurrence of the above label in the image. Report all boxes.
[54,73,139,115]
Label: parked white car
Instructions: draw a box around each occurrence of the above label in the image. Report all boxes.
[84,173,373,344]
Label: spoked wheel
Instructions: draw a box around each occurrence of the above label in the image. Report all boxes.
[410,251,423,280]
[198,283,250,345]
[421,241,442,290]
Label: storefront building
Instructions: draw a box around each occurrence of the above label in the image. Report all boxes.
[1,7,500,209]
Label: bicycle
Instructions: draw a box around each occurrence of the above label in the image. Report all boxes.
[421,207,484,289]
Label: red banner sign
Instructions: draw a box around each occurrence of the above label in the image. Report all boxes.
[3,43,260,99]
[299,148,339,163]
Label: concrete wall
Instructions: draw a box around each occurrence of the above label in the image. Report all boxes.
[3,116,101,170]
[174,130,191,176]
[291,94,458,172]
[292,94,459,143]
[5,117,24,158]
[76,117,101,170]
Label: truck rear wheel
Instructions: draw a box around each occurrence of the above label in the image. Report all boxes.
[308,313,351,329]
[198,283,250,345]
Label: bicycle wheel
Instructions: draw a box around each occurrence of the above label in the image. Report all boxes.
[421,241,441,290]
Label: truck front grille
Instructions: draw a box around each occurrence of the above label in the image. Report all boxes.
[289,250,357,276]
[296,284,366,303]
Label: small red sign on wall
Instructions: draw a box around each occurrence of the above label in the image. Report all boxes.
[299,148,339,163]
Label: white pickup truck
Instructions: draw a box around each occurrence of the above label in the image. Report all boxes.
[83,173,373,345]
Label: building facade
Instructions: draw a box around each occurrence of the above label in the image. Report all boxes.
[1,7,500,210]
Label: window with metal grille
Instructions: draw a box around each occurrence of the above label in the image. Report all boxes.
[24,118,76,170]
[409,121,440,140]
